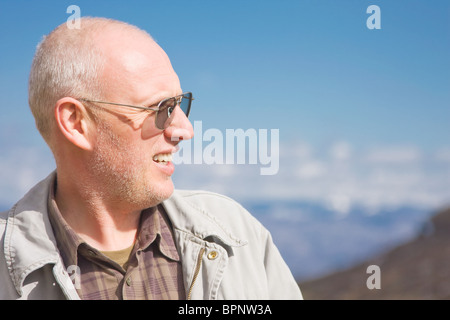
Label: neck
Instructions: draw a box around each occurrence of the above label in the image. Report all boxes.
[54,170,143,251]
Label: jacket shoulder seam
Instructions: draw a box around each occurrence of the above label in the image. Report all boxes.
[178,190,247,210]
[174,190,249,246]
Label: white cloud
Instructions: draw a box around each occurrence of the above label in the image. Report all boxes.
[296,160,327,179]
[326,193,352,217]
[176,141,450,214]
[0,146,55,208]
[364,146,422,163]
[435,147,450,162]
[329,141,352,161]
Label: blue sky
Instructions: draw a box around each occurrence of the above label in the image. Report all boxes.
[0,0,449,211]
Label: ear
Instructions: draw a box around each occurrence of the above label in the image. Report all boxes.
[54,97,94,150]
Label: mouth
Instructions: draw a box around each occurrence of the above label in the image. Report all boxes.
[152,153,173,165]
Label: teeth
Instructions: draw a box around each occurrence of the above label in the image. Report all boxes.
[153,153,173,163]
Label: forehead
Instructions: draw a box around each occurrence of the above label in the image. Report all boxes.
[97,26,181,103]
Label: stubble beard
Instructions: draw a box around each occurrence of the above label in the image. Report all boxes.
[89,123,173,210]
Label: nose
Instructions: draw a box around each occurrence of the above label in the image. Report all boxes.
[164,105,194,142]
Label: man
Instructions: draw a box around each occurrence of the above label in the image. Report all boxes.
[0,17,302,300]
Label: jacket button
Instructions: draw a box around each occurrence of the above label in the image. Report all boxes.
[207,251,218,260]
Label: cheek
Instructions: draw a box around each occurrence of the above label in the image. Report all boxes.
[141,115,162,139]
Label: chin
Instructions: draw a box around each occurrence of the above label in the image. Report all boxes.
[158,180,175,200]
[143,177,175,207]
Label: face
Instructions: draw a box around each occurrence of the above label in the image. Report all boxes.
[87,27,193,209]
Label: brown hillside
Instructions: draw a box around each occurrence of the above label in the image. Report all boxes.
[299,207,450,300]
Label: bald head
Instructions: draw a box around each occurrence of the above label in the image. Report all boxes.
[93,21,180,105]
[28,17,172,146]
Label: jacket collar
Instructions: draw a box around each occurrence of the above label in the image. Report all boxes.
[4,172,60,295]
[162,190,248,248]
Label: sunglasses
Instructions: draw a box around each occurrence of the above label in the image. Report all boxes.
[79,92,193,130]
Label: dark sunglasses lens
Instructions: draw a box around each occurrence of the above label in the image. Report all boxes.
[155,98,175,129]
[155,93,192,129]
[180,93,192,117]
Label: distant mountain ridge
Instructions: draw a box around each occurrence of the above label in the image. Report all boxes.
[298,206,450,299]
[243,200,433,281]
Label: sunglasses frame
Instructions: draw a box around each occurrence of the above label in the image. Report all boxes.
[78,92,193,130]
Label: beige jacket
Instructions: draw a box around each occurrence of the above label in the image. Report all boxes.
[0,172,302,300]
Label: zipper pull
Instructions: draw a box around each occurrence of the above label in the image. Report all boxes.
[187,247,205,300]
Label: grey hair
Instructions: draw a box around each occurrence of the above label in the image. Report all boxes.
[28,17,152,146]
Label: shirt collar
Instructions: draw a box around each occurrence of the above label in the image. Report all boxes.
[137,205,180,262]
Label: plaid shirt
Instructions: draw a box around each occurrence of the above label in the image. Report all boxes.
[47,179,185,300]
